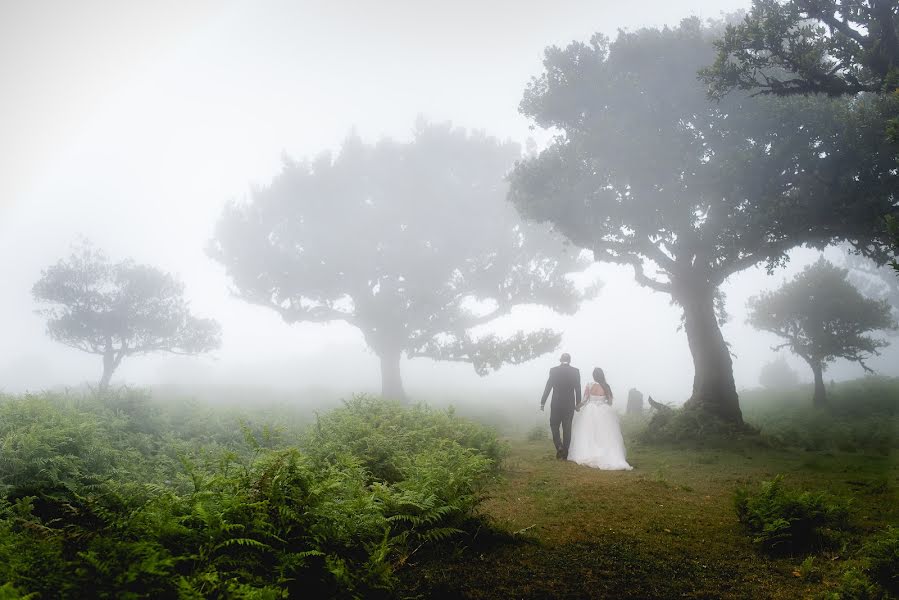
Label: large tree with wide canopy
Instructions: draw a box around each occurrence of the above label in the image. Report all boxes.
[211,122,591,400]
[509,18,897,424]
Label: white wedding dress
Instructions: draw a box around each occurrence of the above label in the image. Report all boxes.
[568,390,633,470]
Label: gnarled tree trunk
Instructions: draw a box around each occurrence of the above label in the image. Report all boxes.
[379,348,406,402]
[677,283,743,425]
[99,350,116,393]
[810,362,826,407]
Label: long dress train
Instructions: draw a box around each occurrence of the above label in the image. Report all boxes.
[568,386,632,470]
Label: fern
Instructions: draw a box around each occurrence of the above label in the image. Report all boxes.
[0,391,500,598]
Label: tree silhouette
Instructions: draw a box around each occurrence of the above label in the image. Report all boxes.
[747,259,896,406]
[33,243,221,391]
[210,122,590,400]
[509,18,896,425]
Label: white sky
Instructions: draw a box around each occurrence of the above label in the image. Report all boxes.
[2,0,896,404]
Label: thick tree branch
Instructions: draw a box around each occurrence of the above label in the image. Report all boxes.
[642,236,678,271]
[240,291,354,326]
[812,7,869,48]
[52,337,104,355]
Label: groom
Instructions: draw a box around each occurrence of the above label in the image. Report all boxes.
[540,353,581,459]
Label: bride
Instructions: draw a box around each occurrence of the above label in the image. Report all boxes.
[568,368,632,470]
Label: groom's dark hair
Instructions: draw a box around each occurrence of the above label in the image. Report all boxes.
[560,353,571,364]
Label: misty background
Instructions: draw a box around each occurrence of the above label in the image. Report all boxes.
[3,0,897,403]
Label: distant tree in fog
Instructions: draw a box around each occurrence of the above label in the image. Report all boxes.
[509,18,897,426]
[210,122,591,401]
[758,356,800,390]
[748,259,896,406]
[32,243,222,392]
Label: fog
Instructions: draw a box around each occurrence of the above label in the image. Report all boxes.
[2,0,897,404]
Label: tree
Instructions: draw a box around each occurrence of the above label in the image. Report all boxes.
[758,356,801,389]
[702,0,899,98]
[209,122,590,401]
[509,18,896,425]
[33,243,222,391]
[747,259,896,406]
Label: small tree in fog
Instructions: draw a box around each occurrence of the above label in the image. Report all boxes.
[32,243,222,392]
[509,18,897,426]
[758,356,800,390]
[210,122,589,401]
[747,259,896,407]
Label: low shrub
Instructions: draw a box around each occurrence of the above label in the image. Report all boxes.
[734,475,850,554]
[303,395,507,483]
[833,566,880,600]
[863,526,899,596]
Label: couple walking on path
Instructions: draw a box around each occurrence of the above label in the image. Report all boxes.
[540,353,632,470]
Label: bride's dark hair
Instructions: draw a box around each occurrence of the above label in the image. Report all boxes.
[593,368,613,399]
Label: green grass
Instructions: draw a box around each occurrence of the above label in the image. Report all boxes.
[399,438,899,599]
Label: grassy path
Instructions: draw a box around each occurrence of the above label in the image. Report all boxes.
[400,439,898,599]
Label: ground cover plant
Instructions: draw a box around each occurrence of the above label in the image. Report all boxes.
[0,378,896,598]
[0,391,504,599]
[741,377,899,455]
[734,475,850,554]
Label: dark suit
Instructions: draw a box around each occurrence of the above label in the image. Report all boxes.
[540,363,581,457]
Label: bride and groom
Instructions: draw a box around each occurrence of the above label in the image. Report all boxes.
[539,353,632,470]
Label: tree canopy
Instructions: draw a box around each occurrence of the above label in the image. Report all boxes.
[747,258,896,405]
[702,0,899,270]
[32,243,222,391]
[210,122,590,400]
[702,0,899,98]
[887,214,899,273]
[509,18,896,425]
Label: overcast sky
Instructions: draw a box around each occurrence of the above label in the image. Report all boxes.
[2,0,896,405]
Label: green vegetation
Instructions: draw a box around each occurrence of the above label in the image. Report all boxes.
[734,475,849,554]
[0,392,503,598]
[1,378,896,598]
[399,437,897,599]
[741,377,899,455]
[401,378,898,599]
[864,526,899,597]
